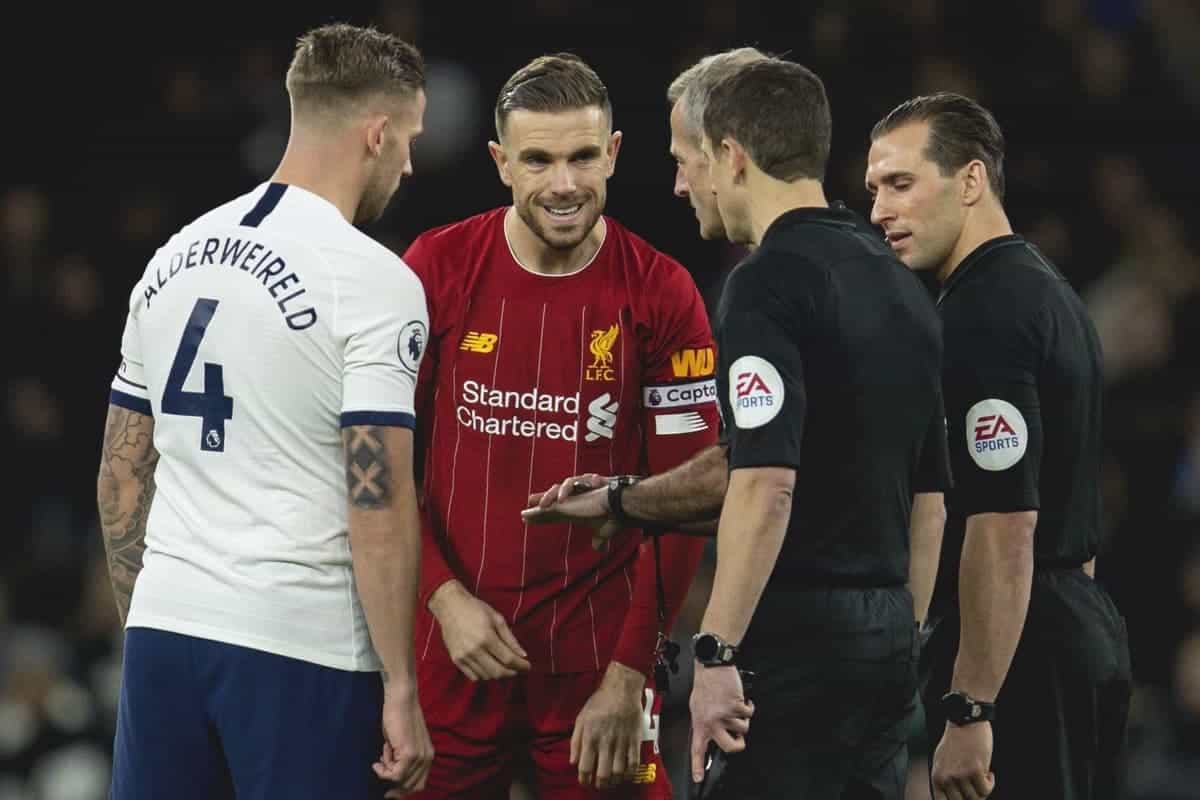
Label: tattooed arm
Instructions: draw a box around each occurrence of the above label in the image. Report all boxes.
[343,424,422,690]
[97,404,159,625]
[344,423,434,790]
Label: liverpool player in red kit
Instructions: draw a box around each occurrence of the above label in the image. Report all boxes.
[402,54,718,798]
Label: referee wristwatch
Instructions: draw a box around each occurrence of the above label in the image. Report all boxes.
[692,632,738,667]
[939,691,996,725]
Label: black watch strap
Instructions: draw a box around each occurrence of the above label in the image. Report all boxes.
[607,475,641,528]
[941,691,996,725]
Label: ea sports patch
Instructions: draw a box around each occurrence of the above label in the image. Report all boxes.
[729,356,783,429]
[966,399,1028,471]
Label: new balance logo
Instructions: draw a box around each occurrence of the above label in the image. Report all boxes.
[585,393,619,442]
[460,331,498,353]
[974,414,1016,441]
[632,763,657,784]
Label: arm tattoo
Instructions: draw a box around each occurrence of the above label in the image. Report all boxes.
[344,426,393,509]
[98,405,159,623]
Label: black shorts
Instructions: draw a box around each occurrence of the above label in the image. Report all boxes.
[921,568,1132,800]
[702,585,919,800]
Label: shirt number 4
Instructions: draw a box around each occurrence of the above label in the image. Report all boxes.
[162,298,234,452]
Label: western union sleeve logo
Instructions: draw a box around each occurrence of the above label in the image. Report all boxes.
[586,323,620,382]
[460,331,498,353]
[670,347,714,378]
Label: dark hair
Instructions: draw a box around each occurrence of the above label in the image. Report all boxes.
[701,59,831,182]
[494,53,611,138]
[285,23,424,116]
[871,92,1006,200]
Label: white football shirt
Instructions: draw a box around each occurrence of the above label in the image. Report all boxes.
[110,182,427,671]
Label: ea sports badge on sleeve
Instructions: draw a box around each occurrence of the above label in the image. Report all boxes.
[728,356,783,429]
[965,398,1028,471]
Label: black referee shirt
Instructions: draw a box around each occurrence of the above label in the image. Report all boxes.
[930,234,1105,615]
[715,206,949,591]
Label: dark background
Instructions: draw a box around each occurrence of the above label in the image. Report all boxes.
[3,1,1198,796]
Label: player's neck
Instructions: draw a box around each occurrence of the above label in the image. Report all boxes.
[504,207,606,276]
[272,137,364,225]
[937,201,1014,283]
[747,173,828,247]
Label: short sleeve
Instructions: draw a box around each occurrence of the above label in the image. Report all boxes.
[338,256,430,430]
[110,285,153,416]
[717,271,808,471]
[942,308,1043,513]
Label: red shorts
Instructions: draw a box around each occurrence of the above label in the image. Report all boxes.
[411,642,671,799]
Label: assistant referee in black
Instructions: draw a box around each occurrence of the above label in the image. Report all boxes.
[677,59,950,799]
[866,93,1132,800]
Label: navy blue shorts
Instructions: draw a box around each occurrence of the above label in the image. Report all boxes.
[111,627,387,799]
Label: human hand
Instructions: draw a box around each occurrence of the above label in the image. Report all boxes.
[521,474,623,550]
[688,664,753,782]
[571,661,647,789]
[428,580,531,680]
[931,721,995,800]
[373,686,434,797]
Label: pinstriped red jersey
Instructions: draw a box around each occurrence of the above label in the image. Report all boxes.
[404,208,717,675]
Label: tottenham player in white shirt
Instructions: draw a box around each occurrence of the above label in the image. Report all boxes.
[98,23,434,800]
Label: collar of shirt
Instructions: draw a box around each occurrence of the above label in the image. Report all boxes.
[936,234,1027,307]
[269,182,349,227]
[760,205,860,246]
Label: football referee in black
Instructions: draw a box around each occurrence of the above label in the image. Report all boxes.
[866,92,1133,800]
[521,59,951,798]
[678,59,950,799]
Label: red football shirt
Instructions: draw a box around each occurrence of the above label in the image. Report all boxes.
[405,208,718,675]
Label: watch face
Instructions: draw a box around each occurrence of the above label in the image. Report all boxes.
[942,692,988,723]
[694,635,717,661]
[944,694,968,717]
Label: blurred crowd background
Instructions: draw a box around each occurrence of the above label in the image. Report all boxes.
[3,1,1198,797]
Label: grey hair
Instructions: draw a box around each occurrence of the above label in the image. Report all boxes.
[667,47,773,145]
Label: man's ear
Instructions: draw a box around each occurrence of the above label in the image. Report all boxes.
[961,159,988,206]
[726,138,749,184]
[605,130,623,178]
[365,114,389,158]
[488,140,512,187]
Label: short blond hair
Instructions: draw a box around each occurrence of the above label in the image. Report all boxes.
[285,23,424,118]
